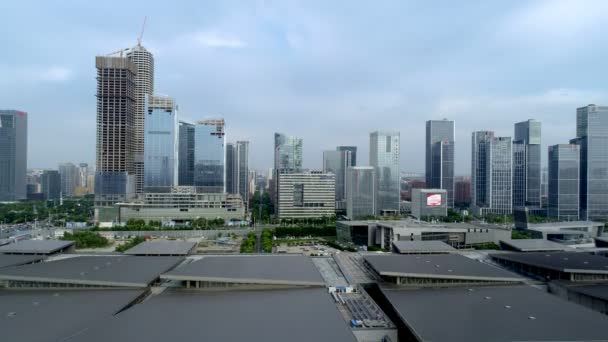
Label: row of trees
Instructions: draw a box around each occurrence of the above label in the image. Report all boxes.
[240,232,257,253]
[0,195,94,225]
[261,229,273,253]
[274,226,336,238]
[62,231,109,248]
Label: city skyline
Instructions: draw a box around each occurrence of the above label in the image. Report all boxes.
[3,1,608,173]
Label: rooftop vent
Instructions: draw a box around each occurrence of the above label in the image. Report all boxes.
[528,316,536,320]
[504,305,511,309]
[7,312,16,318]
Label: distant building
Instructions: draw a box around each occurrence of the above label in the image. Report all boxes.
[143,95,177,192]
[274,133,303,173]
[513,119,541,208]
[548,144,580,221]
[471,131,512,216]
[411,188,448,219]
[345,166,376,219]
[226,141,250,205]
[194,119,225,193]
[425,119,455,208]
[323,149,353,211]
[573,104,608,221]
[0,110,27,201]
[178,121,195,186]
[58,162,78,197]
[370,131,400,215]
[225,142,236,194]
[277,172,335,219]
[127,43,154,194]
[337,146,357,167]
[94,56,137,207]
[454,176,471,207]
[40,170,61,201]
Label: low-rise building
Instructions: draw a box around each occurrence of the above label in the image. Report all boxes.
[525,221,604,244]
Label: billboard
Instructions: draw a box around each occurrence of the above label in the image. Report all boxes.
[426,193,442,207]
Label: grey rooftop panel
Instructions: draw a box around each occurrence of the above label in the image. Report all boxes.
[491,251,608,274]
[0,254,43,268]
[0,255,183,287]
[499,239,570,252]
[67,288,357,342]
[124,240,197,255]
[0,240,74,254]
[392,240,456,254]
[0,289,143,342]
[364,254,522,281]
[162,255,325,286]
[380,285,608,342]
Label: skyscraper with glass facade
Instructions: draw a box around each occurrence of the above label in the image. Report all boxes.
[59,162,79,197]
[370,131,400,215]
[512,119,541,208]
[94,56,136,207]
[346,166,376,219]
[274,133,303,173]
[548,144,580,221]
[127,44,154,194]
[323,149,353,211]
[194,119,225,193]
[337,146,357,167]
[471,131,512,216]
[41,170,61,201]
[178,121,195,186]
[225,142,236,194]
[226,140,250,204]
[574,104,608,221]
[0,110,27,201]
[143,95,177,192]
[425,119,455,208]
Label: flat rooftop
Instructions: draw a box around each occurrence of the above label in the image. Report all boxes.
[491,252,608,274]
[0,254,44,268]
[124,240,197,256]
[0,255,183,287]
[0,240,74,255]
[527,221,603,229]
[380,285,608,342]
[162,255,325,286]
[66,288,358,342]
[0,289,143,342]
[499,239,570,252]
[364,254,522,282]
[392,241,456,254]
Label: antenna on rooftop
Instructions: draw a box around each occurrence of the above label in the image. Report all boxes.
[137,16,147,46]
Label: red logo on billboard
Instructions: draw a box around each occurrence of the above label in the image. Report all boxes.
[427,194,442,206]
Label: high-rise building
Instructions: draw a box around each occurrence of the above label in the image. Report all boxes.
[573,104,608,221]
[94,56,137,206]
[194,119,225,193]
[143,95,177,192]
[370,131,400,215]
[58,162,79,197]
[225,142,236,194]
[236,141,250,204]
[276,171,335,219]
[345,166,375,219]
[127,44,154,194]
[512,119,541,208]
[0,110,27,201]
[323,149,353,211]
[40,170,61,201]
[274,133,303,173]
[178,121,195,186]
[425,119,455,208]
[471,131,512,216]
[548,144,580,221]
[337,146,357,167]
[77,163,89,188]
[454,176,472,208]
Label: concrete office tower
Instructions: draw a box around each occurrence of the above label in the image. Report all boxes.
[178,121,195,186]
[323,149,353,211]
[94,56,137,206]
[0,110,27,201]
[194,119,225,193]
[143,95,177,192]
[573,104,608,221]
[425,119,455,208]
[274,133,303,173]
[370,131,400,215]
[58,162,79,197]
[276,171,335,219]
[548,144,580,221]
[337,146,357,167]
[471,131,513,216]
[225,141,250,203]
[345,166,376,219]
[127,44,154,194]
[41,170,61,201]
[512,119,541,208]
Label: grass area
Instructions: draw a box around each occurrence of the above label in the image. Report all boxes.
[473,242,500,250]
[512,229,537,239]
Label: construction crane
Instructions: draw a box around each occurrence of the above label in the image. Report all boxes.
[106,47,130,57]
[137,16,147,46]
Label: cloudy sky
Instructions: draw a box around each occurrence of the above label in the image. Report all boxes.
[2,0,607,174]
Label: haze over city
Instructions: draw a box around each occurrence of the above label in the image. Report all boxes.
[3,0,608,173]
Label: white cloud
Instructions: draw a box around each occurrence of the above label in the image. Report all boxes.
[40,66,73,82]
[190,31,246,48]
